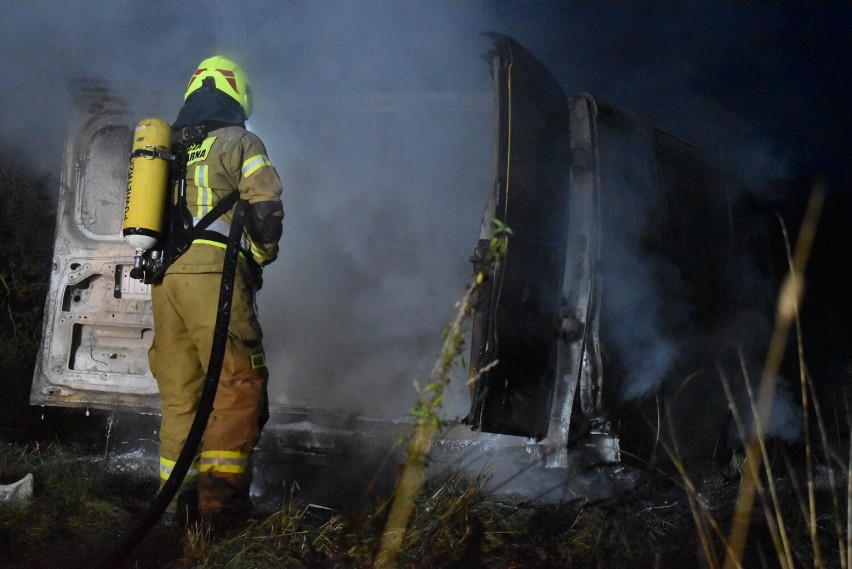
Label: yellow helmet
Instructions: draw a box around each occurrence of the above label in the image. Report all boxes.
[185,55,252,118]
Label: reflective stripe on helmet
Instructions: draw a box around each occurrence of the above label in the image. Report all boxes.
[186,67,207,91]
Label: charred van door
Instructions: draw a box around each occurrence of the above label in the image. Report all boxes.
[467,35,572,439]
[31,81,161,412]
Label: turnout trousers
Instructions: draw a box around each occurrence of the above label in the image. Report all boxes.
[148,252,268,517]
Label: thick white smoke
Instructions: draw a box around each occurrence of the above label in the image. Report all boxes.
[2,1,840,437]
[2,2,498,418]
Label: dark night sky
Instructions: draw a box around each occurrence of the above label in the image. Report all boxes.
[510,3,851,191]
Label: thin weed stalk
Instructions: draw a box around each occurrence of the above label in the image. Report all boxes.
[723,184,824,569]
[847,423,852,569]
[635,401,740,568]
[718,366,787,569]
[780,449,812,538]
[374,220,511,568]
[808,373,848,569]
[737,354,794,569]
[660,423,720,568]
[846,395,852,569]
[653,390,747,569]
[183,522,214,563]
[373,286,476,568]
[779,206,825,569]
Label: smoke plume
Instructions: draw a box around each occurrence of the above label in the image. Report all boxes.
[1,2,847,439]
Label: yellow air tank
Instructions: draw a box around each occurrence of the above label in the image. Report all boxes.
[123,117,172,255]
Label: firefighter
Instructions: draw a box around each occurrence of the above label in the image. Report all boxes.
[148,55,284,530]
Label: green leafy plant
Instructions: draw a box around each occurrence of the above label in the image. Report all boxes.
[375,219,511,568]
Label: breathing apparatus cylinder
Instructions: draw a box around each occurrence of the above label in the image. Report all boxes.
[123,118,173,264]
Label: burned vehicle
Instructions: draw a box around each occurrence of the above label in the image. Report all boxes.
[31,35,746,497]
[465,35,751,463]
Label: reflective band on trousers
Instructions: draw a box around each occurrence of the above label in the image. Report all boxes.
[199,450,250,474]
[160,456,200,482]
[241,154,273,178]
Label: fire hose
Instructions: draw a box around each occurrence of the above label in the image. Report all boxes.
[87,199,250,569]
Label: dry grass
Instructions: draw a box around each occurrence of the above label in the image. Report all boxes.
[170,468,708,569]
[0,441,717,568]
[0,442,151,568]
[655,183,852,569]
[3,406,850,569]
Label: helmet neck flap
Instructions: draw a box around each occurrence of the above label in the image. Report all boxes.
[173,78,247,130]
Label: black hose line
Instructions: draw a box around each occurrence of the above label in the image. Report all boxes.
[88,200,249,569]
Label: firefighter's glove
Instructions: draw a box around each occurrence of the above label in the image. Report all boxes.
[246,201,284,266]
